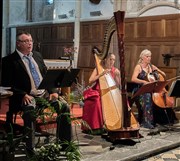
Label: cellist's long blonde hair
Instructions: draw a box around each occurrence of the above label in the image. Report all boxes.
[138,49,152,63]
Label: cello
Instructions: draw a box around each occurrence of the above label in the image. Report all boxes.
[93,11,139,141]
[147,71,175,108]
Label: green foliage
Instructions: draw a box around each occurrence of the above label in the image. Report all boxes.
[64,141,81,161]
[69,92,83,103]
[29,141,81,161]
[26,97,83,160]
[26,94,91,161]
[0,124,29,151]
[22,97,59,124]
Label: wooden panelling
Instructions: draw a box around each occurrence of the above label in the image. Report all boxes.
[151,20,162,37]
[166,19,178,37]
[80,24,91,41]
[78,44,94,67]
[16,14,180,86]
[158,66,178,90]
[41,43,64,59]
[137,21,147,38]
[125,22,134,39]
[78,68,93,87]
[158,67,178,80]
[123,45,135,80]
[80,20,107,43]
[79,14,180,84]
[79,20,108,71]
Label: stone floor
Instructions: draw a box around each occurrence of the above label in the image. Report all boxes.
[143,147,180,161]
[12,122,180,161]
[1,99,179,161]
[79,123,180,161]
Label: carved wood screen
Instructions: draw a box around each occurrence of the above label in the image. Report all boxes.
[79,13,180,86]
[16,13,180,87]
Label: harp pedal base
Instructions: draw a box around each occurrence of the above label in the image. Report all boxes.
[107,127,140,142]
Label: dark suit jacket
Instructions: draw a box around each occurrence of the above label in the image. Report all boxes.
[2,50,47,112]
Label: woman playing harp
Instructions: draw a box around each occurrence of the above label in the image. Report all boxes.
[82,52,121,134]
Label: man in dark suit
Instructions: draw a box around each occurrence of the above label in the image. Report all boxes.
[2,31,72,153]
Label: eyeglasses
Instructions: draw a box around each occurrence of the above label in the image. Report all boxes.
[18,39,34,44]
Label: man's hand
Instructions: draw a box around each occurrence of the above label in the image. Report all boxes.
[23,94,34,105]
[49,93,59,101]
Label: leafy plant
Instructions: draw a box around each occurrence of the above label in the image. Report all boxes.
[25,96,88,161]
[35,97,57,124]
[0,125,30,161]
[62,81,85,106]
[29,140,81,161]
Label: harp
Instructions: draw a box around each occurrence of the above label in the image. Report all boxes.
[93,11,139,141]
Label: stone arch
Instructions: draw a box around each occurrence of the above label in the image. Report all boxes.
[138,2,180,17]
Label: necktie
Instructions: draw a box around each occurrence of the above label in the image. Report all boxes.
[24,56,40,88]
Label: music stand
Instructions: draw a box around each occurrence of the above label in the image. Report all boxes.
[38,69,80,89]
[168,79,180,97]
[132,80,168,99]
[127,81,139,93]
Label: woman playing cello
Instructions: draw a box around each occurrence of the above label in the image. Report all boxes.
[131,49,176,129]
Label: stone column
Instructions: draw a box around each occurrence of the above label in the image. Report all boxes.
[113,0,127,12]
[27,0,32,22]
[73,0,81,68]
[2,0,9,58]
